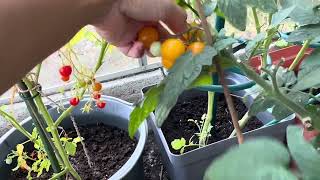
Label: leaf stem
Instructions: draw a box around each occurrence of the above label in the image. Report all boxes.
[0,109,33,140]
[252,8,261,33]
[288,39,312,71]
[229,112,251,138]
[199,91,214,147]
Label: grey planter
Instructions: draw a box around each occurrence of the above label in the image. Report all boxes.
[0,96,148,180]
[145,73,294,180]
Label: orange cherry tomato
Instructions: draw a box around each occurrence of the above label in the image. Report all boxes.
[161,39,186,69]
[187,42,205,55]
[138,27,160,48]
[92,82,102,92]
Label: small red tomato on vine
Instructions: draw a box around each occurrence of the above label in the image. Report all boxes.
[61,76,70,82]
[92,82,102,92]
[92,91,101,100]
[69,97,80,106]
[187,42,205,55]
[161,39,186,69]
[96,101,106,109]
[59,65,72,77]
[138,27,160,48]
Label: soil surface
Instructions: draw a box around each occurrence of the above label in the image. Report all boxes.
[11,124,137,180]
[162,93,263,154]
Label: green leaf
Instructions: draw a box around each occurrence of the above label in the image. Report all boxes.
[72,137,82,144]
[304,104,320,132]
[155,47,217,127]
[245,32,266,57]
[214,38,238,51]
[287,24,320,42]
[171,138,186,150]
[129,85,164,138]
[5,157,12,165]
[280,0,320,26]
[246,0,277,13]
[248,94,276,117]
[287,126,320,180]
[203,0,217,17]
[218,0,247,31]
[65,142,77,156]
[272,103,293,120]
[270,6,296,28]
[191,73,212,87]
[272,91,308,120]
[293,49,320,90]
[204,138,295,180]
[276,67,297,87]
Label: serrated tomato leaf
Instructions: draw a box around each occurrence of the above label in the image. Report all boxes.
[155,46,217,127]
[218,0,247,31]
[287,126,320,180]
[129,85,164,138]
[204,138,295,180]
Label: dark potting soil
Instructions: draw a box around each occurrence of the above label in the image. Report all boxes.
[162,93,264,154]
[10,124,137,180]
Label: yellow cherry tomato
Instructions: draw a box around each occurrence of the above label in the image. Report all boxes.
[187,42,205,55]
[162,58,175,69]
[138,27,160,48]
[161,39,186,69]
[161,39,186,60]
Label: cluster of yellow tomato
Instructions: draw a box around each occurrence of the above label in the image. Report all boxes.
[138,26,205,69]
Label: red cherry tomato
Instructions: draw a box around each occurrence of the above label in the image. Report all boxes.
[59,65,72,77]
[96,101,106,109]
[69,97,80,106]
[92,91,101,100]
[61,76,70,82]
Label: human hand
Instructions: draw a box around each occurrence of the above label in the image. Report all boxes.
[93,0,187,58]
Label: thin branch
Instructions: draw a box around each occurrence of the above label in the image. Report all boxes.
[194,0,243,144]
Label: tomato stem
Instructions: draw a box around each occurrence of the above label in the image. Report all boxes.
[288,39,312,71]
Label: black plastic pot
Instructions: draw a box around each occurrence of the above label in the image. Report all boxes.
[0,96,148,180]
[144,73,295,180]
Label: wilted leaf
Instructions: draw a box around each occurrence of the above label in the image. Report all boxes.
[191,73,212,87]
[16,144,24,156]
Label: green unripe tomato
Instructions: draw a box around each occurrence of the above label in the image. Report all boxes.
[150,41,161,57]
